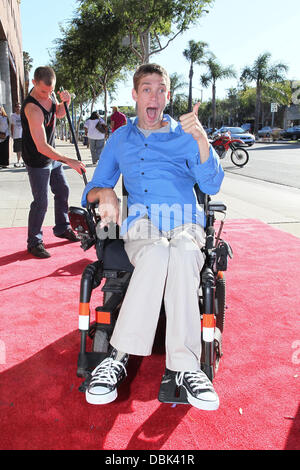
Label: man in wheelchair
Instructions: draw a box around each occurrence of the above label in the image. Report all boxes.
[80,64,224,410]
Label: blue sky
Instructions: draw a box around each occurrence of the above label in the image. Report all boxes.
[21,0,300,109]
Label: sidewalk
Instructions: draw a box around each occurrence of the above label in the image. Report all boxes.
[0,139,122,229]
[1,139,299,238]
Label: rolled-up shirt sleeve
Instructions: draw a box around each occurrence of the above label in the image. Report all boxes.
[81,136,120,207]
[188,145,224,195]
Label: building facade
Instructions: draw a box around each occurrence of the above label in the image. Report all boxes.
[284,81,300,128]
[0,0,24,117]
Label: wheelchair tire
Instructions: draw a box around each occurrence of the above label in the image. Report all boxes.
[92,328,109,353]
[213,276,226,376]
[215,276,226,333]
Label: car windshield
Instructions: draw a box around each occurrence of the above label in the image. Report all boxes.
[222,127,245,134]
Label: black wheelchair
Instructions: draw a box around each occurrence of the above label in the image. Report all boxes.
[69,184,232,404]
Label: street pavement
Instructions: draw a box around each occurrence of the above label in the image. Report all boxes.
[0,139,122,230]
[0,138,299,239]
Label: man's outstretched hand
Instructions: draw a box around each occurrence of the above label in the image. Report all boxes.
[179,102,209,143]
[179,103,210,163]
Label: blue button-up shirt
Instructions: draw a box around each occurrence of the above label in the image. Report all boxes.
[82,115,224,234]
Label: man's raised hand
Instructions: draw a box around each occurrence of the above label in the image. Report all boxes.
[179,102,208,143]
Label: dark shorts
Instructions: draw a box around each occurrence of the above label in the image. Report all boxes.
[13,138,22,153]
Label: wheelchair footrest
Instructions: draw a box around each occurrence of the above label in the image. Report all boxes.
[77,351,108,378]
[158,369,189,405]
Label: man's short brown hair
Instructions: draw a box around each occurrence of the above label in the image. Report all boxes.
[133,63,170,92]
[34,66,56,86]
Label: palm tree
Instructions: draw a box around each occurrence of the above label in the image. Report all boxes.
[200,58,236,130]
[183,40,209,112]
[169,73,187,117]
[240,52,288,133]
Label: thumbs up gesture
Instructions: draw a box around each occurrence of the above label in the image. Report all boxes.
[179,102,208,144]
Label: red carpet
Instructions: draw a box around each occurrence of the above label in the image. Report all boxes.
[0,221,299,450]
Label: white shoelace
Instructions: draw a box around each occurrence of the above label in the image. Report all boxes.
[90,357,127,387]
[176,371,213,393]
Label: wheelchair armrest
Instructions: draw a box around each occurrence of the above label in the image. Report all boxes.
[68,206,97,251]
[69,207,95,235]
[207,201,227,213]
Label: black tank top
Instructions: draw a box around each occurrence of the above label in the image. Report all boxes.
[21,91,57,167]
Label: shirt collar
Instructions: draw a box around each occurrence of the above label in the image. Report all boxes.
[129,114,181,134]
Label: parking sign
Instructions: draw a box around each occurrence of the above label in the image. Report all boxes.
[271,103,278,112]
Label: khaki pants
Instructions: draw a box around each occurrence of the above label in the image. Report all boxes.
[110,217,205,371]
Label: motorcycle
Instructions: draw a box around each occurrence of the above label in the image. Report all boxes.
[211,131,249,167]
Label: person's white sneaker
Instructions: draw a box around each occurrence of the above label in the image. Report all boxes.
[85,349,128,405]
[175,370,219,411]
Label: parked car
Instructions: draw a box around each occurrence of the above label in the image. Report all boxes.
[205,127,217,138]
[257,126,283,140]
[280,126,300,140]
[241,123,253,133]
[212,126,255,146]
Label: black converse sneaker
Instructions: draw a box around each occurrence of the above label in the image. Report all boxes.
[85,349,128,405]
[175,370,219,411]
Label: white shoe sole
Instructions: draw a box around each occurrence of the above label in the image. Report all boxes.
[185,389,219,411]
[86,388,117,405]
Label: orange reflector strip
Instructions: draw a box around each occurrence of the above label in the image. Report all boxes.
[217,271,224,279]
[203,314,215,328]
[79,303,90,316]
[96,310,111,325]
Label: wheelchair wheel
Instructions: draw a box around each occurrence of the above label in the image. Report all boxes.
[92,328,109,353]
[214,275,226,374]
[215,275,226,332]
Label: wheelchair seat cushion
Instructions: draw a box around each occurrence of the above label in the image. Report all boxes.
[103,239,134,272]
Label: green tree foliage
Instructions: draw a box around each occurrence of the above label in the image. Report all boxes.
[52,4,137,123]
[168,72,187,117]
[79,0,213,64]
[200,57,236,130]
[240,52,288,132]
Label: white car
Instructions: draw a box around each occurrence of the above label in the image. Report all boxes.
[213,127,255,146]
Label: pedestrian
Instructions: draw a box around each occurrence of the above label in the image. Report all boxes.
[0,106,10,168]
[84,112,107,165]
[11,102,24,167]
[82,63,224,410]
[21,66,86,259]
[110,106,127,132]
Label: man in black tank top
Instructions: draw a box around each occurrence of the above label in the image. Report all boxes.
[21,66,86,258]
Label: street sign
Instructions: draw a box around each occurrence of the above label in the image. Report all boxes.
[271,103,278,113]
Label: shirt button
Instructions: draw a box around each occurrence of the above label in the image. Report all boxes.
[144,189,148,192]
[141,158,144,161]
[141,172,144,175]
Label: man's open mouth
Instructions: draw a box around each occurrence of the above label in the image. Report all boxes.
[146,107,158,120]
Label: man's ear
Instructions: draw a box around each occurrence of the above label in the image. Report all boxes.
[132,88,138,102]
